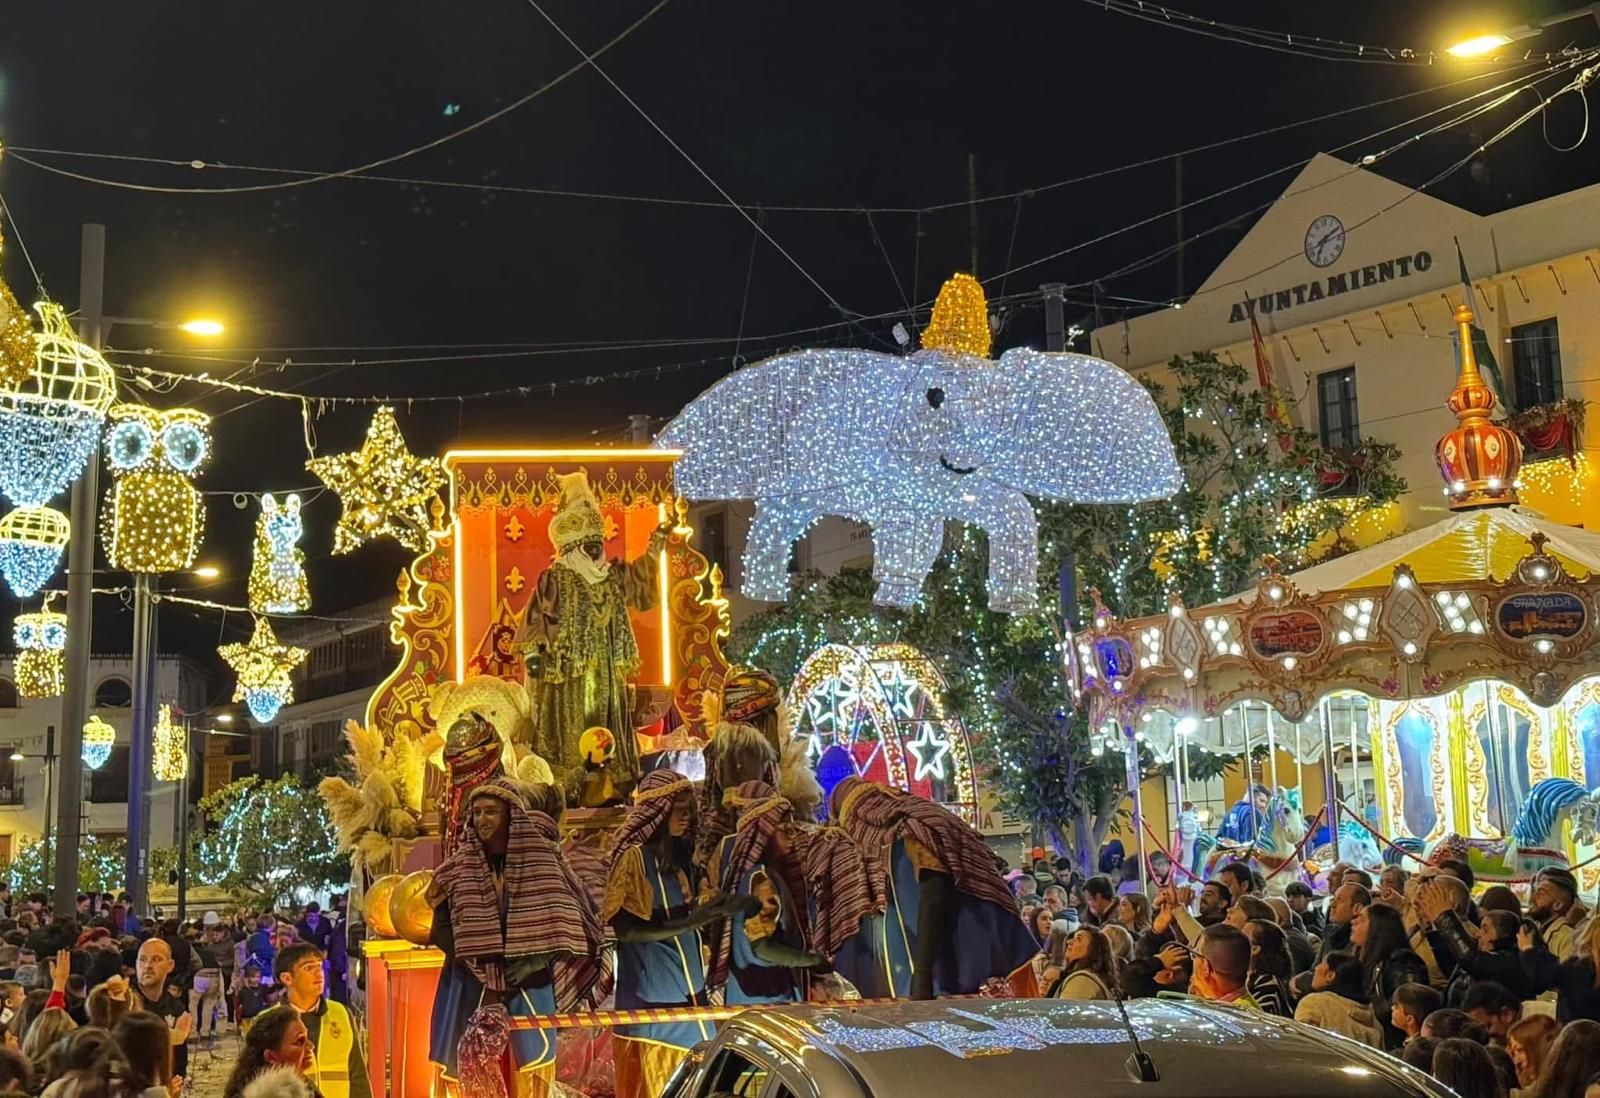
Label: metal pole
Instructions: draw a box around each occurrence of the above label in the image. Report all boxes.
[41,727,55,897]
[1266,707,1279,791]
[1319,698,1339,846]
[1126,725,1148,894]
[1041,284,1081,630]
[1242,705,1258,837]
[966,153,979,276]
[176,724,191,921]
[126,575,154,916]
[53,225,103,917]
[1348,700,1361,827]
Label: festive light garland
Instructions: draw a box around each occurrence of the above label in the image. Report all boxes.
[81,715,115,771]
[306,405,447,555]
[151,704,188,782]
[101,405,211,573]
[12,606,66,698]
[0,505,70,597]
[659,274,1181,611]
[248,493,310,614]
[0,302,117,508]
[0,218,35,391]
[218,615,307,723]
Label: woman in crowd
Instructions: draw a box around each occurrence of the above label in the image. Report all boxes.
[1026,906,1054,947]
[112,1012,180,1098]
[1351,902,1427,1047]
[1528,1019,1600,1098]
[1102,924,1136,968]
[222,1007,313,1098]
[21,1009,77,1079]
[1241,919,1293,1017]
[1520,913,1600,1022]
[1431,1038,1503,1098]
[39,1028,116,1098]
[85,982,128,1032]
[1049,926,1119,1000]
[1115,893,1152,938]
[1293,953,1384,1049]
[1508,1015,1560,1094]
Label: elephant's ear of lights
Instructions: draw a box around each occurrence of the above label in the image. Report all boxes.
[657,342,1180,609]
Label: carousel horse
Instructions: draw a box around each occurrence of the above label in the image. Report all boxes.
[1397,778,1599,883]
[1200,788,1309,898]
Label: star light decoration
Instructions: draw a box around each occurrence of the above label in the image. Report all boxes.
[306,406,447,555]
[151,704,188,782]
[12,605,67,698]
[81,715,116,771]
[658,273,1181,612]
[218,616,307,723]
[101,406,212,573]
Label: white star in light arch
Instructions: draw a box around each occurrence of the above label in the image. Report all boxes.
[906,723,951,782]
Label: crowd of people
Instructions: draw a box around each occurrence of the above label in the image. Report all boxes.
[0,889,362,1098]
[1015,854,1600,1097]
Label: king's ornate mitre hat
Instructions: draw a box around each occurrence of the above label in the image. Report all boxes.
[549,470,605,551]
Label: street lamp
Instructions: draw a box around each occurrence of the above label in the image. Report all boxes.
[103,315,226,339]
[1446,3,1600,56]
[192,566,221,580]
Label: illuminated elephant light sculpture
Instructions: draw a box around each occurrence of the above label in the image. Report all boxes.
[658,275,1182,611]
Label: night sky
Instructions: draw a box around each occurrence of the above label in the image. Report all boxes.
[1,0,1595,663]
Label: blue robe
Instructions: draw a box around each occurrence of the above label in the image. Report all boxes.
[1218,799,1260,844]
[428,960,556,1077]
[613,847,714,1052]
[712,835,805,1005]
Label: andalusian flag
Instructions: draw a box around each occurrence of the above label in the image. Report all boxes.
[1455,238,1515,413]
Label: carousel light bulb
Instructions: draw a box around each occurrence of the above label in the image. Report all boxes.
[306,406,447,555]
[1175,716,1198,737]
[218,616,307,724]
[1536,639,1554,654]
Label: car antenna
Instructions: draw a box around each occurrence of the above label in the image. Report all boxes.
[1109,987,1160,1083]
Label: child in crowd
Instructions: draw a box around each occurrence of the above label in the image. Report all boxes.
[237,962,272,1031]
[1392,983,1444,1045]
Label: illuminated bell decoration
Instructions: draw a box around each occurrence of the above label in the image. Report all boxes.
[218,616,307,724]
[101,405,212,573]
[248,492,310,614]
[0,505,70,597]
[151,704,188,782]
[0,302,117,508]
[658,273,1182,612]
[12,607,66,698]
[81,715,116,771]
[306,406,447,555]
[1436,303,1524,511]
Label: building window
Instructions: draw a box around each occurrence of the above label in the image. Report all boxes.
[1317,367,1360,449]
[93,678,133,708]
[1511,318,1563,407]
[90,746,131,803]
[0,681,15,710]
[700,509,728,576]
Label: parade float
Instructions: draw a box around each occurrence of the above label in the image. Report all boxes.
[1078,305,1600,893]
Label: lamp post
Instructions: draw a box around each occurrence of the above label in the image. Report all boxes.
[54,224,224,917]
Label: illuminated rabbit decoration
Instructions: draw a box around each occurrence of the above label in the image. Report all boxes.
[101,405,211,573]
[249,492,310,614]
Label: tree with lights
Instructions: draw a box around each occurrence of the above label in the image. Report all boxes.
[196,775,345,907]
[732,351,1405,872]
[3,835,128,894]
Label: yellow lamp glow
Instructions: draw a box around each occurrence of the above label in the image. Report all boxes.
[193,565,221,579]
[1447,34,1513,57]
[178,319,225,337]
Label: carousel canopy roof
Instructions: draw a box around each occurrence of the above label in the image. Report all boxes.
[1210,506,1600,610]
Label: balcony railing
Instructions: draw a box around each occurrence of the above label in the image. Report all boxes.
[1503,398,1587,463]
[0,779,26,806]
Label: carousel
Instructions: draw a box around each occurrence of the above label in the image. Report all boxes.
[1078,304,1600,895]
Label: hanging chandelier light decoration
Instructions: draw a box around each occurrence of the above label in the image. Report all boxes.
[151,704,188,782]
[218,615,307,724]
[657,273,1182,612]
[12,602,67,699]
[306,406,447,555]
[81,715,116,771]
[0,505,70,597]
[101,405,212,573]
[0,302,117,509]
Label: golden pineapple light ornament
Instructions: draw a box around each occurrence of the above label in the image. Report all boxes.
[151,704,188,782]
[81,715,116,771]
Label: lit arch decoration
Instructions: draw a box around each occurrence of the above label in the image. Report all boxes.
[785,642,978,825]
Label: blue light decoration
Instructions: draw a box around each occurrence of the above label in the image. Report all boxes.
[219,616,306,726]
[0,303,117,509]
[658,274,1181,612]
[81,715,115,771]
[0,505,70,597]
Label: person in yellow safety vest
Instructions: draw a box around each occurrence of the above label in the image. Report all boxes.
[273,941,370,1098]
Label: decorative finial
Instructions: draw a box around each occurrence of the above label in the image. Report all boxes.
[920,273,992,358]
[1434,302,1523,511]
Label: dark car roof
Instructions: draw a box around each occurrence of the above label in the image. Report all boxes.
[738,998,1451,1097]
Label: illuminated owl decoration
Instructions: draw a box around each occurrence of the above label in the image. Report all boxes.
[248,492,310,614]
[101,405,212,573]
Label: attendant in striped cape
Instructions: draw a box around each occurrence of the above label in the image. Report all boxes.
[830,777,1039,999]
[604,770,751,1098]
[427,778,607,1097]
[703,772,882,1005]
